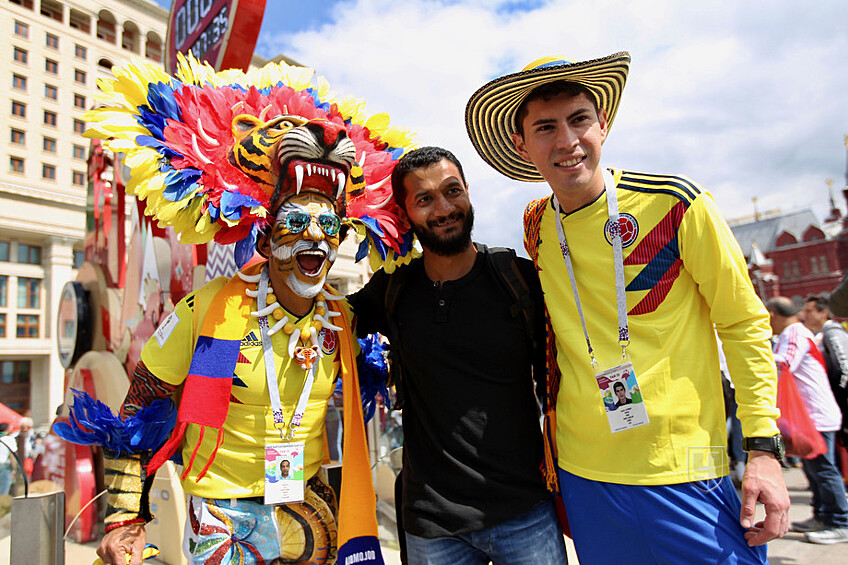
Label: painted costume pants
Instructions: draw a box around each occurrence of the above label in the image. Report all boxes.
[184,476,338,564]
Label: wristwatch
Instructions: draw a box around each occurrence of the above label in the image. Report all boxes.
[742,435,785,459]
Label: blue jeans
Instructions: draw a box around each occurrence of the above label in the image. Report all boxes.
[0,467,11,495]
[405,500,567,565]
[801,431,848,527]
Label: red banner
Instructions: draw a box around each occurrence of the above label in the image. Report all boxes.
[165,0,266,73]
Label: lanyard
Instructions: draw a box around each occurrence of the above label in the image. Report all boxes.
[256,266,318,441]
[551,169,629,368]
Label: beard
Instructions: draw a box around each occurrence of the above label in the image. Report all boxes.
[411,206,474,256]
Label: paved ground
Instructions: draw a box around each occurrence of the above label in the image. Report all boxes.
[1,467,845,564]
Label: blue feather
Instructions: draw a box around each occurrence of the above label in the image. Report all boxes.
[355,239,369,262]
[234,224,258,268]
[220,191,261,221]
[136,134,182,161]
[163,169,201,202]
[356,336,391,424]
[53,390,177,455]
[146,81,182,122]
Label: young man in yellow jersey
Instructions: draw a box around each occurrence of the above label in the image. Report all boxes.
[465,52,789,564]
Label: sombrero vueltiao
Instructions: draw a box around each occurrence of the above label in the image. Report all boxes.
[465,52,631,182]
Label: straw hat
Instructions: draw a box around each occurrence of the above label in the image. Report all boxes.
[465,52,630,182]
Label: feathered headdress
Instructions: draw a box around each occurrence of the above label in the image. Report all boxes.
[85,52,417,271]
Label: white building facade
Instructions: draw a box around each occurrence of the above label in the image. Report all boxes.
[1,0,370,427]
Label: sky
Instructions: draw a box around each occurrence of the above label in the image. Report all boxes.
[155,0,848,255]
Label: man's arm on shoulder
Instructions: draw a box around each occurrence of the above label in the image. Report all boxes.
[347,268,391,338]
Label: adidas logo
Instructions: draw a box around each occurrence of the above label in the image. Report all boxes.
[241,331,262,347]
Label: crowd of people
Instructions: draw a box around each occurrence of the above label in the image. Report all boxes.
[40,48,847,565]
[0,417,44,496]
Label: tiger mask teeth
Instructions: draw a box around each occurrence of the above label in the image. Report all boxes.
[289,160,347,200]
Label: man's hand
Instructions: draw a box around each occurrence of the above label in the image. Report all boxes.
[740,450,790,546]
[96,523,146,565]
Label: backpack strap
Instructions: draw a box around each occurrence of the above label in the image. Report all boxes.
[481,244,536,351]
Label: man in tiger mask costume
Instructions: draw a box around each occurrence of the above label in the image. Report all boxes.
[57,55,416,565]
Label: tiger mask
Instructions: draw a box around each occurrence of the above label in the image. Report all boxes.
[229,114,358,216]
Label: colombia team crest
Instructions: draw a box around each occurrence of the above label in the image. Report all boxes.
[319,328,337,355]
[604,213,639,248]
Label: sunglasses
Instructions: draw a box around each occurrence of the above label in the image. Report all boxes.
[283,210,341,237]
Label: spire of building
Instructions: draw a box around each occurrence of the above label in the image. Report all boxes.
[825,179,842,223]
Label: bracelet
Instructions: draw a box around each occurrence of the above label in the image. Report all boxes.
[104,517,147,533]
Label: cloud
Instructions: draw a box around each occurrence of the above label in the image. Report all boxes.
[254,0,848,255]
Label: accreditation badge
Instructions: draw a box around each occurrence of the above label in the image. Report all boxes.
[596,361,650,433]
[264,442,305,505]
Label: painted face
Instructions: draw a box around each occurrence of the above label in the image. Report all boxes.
[401,159,474,256]
[268,192,341,298]
[512,92,608,212]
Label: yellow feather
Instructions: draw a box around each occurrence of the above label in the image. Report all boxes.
[364,113,391,136]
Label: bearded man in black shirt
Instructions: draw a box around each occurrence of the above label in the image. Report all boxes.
[349,146,568,564]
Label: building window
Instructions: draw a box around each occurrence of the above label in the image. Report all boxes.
[9,157,24,175]
[0,243,8,262]
[74,94,86,109]
[0,360,31,413]
[11,129,25,145]
[72,144,86,160]
[12,74,27,91]
[45,58,58,75]
[45,84,58,100]
[13,47,28,65]
[73,250,85,269]
[811,257,819,274]
[74,69,87,85]
[73,119,85,135]
[17,277,41,308]
[42,163,56,180]
[74,44,87,60]
[0,314,5,338]
[44,110,57,126]
[793,260,800,278]
[72,170,85,186]
[0,275,6,305]
[146,40,163,62]
[40,0,63,22]
[821,255,828,272]
[17,244,41,265]
[97,20,117,44]
[16,315,39,338]
[122,30,137,52]
[10,157,24,174]
[9,0,36,8]
[0,360,31,414]
[70,8,90,32]
[12,101,26,118]
[43,137,57,153]
[46,33,59,49]
[14,21,29,39]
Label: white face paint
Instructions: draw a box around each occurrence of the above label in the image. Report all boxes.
[268,193,341,299]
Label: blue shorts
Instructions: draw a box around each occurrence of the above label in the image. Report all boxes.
[558,468,768,565]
